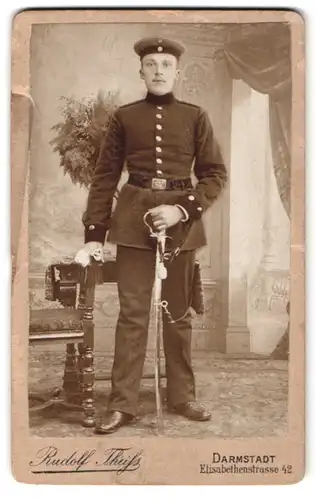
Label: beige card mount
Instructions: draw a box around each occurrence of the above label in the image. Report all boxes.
[11,9,305,485]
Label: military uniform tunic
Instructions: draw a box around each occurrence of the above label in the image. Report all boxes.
[83,91,227,416]
[84,92,227,250]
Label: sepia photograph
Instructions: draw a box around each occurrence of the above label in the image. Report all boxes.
[11,9,304,485]
[27,19,291,438]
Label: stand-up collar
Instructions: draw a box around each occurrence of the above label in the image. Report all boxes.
[145,92,175,105]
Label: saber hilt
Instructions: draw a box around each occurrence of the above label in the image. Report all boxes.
[156,233,167,280]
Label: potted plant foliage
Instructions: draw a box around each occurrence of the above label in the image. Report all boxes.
[49,90,120,189]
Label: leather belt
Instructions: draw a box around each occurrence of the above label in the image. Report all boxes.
[127,174,192,191]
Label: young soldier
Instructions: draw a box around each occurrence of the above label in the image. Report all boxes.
[76,37,227,434]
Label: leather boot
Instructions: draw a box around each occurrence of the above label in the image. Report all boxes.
[171,402,211,421]
[94,411,135,434]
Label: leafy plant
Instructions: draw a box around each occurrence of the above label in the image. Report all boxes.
[50,91,119,188]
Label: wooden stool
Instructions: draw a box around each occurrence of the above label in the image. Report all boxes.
[29,260,116,427]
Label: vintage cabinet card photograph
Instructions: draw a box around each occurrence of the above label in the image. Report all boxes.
[11,8,305,485]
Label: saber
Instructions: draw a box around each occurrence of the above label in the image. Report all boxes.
[153,229,167,431]
[143,211,167,432]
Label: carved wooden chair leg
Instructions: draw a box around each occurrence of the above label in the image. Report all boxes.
[79,325,96,427]
[62,342,81,403]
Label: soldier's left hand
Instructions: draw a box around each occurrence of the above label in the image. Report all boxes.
[150,205,184,231]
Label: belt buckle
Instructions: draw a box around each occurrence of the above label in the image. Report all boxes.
[151,177,167,190]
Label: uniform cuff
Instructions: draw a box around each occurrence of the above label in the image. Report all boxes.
[175,204,189,222]
[84,224,107,244]
[176,194,203,220]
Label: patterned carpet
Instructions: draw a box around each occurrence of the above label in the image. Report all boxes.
[29,350,288,438]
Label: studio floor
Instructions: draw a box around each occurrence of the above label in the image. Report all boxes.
[29,350,288,438]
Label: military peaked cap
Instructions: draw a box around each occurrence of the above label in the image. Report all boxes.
[134,37,185,60]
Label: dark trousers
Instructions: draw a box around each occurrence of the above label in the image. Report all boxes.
[107,245,196,416]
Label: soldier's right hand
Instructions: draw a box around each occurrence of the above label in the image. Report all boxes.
[74,241,103,267]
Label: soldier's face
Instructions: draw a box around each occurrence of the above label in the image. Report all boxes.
[140,53,180,95]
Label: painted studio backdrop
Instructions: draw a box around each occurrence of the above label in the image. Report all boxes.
[29,23,291,356]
